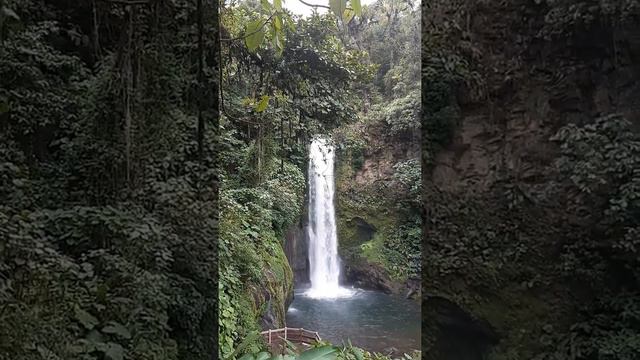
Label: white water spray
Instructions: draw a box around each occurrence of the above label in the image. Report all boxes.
[305,138,353,299]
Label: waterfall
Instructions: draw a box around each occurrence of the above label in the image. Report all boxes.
[305,138,353,299]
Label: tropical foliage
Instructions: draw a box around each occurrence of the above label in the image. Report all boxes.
[219,0,420,358]
[333,0,421,284]
[0,0,217,359]
[219,0,386,358]
[422,0,640,359]
[234,337,421,360]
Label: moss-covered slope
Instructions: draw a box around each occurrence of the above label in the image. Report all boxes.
[218,162,304,358]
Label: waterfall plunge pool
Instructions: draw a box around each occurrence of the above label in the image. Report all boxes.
[286,285,421,356]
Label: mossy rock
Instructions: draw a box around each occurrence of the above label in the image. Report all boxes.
[334,146,410,286]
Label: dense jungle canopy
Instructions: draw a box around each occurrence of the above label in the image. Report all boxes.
[0,0,218,359]
[0,0,420,359]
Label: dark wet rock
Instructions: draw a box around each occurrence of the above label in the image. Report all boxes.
[260,299,278,329]
[350,217,377,242]
[405,278,421,300]
[425,295,499,360]
[283,220,309,284]
[343,260,397,294]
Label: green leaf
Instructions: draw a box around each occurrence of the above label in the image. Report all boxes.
[342,9,355,23]
[274,0,282,11]
[255,352,270,360]
[238,354,255,360]
[297,346,338,360]
[74,306,99,330]
[274,15,282,31]
[224,331,260,360]
[255,95,270,112]
[275,37,282,56]
[329,0,346,17]
[102,321,132,339]
[261,0,272,11]
[86,329,105,343]
[2,7,20,21]
[352,347,364,360]
[104,343,124,360]
[351,0,361,16]
[245,20,265,52]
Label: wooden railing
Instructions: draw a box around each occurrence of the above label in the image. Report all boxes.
[261,327,321,353]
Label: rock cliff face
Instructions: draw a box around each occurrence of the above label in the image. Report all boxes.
[255,247,295,330]
[334,122,420,298]
[353,141,419,186]
[432,39,640,193]
[424,1,640,359]
[431,1,640,194]
[283,219,309,285]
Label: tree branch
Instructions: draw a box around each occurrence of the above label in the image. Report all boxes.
[221,13,276,42]
[298,0,331,10]
[298,0,353,12]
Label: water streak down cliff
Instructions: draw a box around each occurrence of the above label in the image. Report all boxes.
[306,138,352,299]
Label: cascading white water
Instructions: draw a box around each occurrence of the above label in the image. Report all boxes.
[305,138,353,299]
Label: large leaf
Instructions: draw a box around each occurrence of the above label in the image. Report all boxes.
[86,329,105,344]
[1,6,20,21]
[297,346,338,360]
[342,9,355,24]
[255,352,270,360]
[255,95,270,112]
[351,0,361,16]
[273,33,284,57]
[238,354,255,360]
[104,343,124,360]
[102,321,132,339]
[274,0,282,11]
[245,20,265,52]
[274,15,282,31]
[74,306,99,330]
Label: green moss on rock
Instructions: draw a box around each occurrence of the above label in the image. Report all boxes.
[423,186,575,359]
[334,146,414,288]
